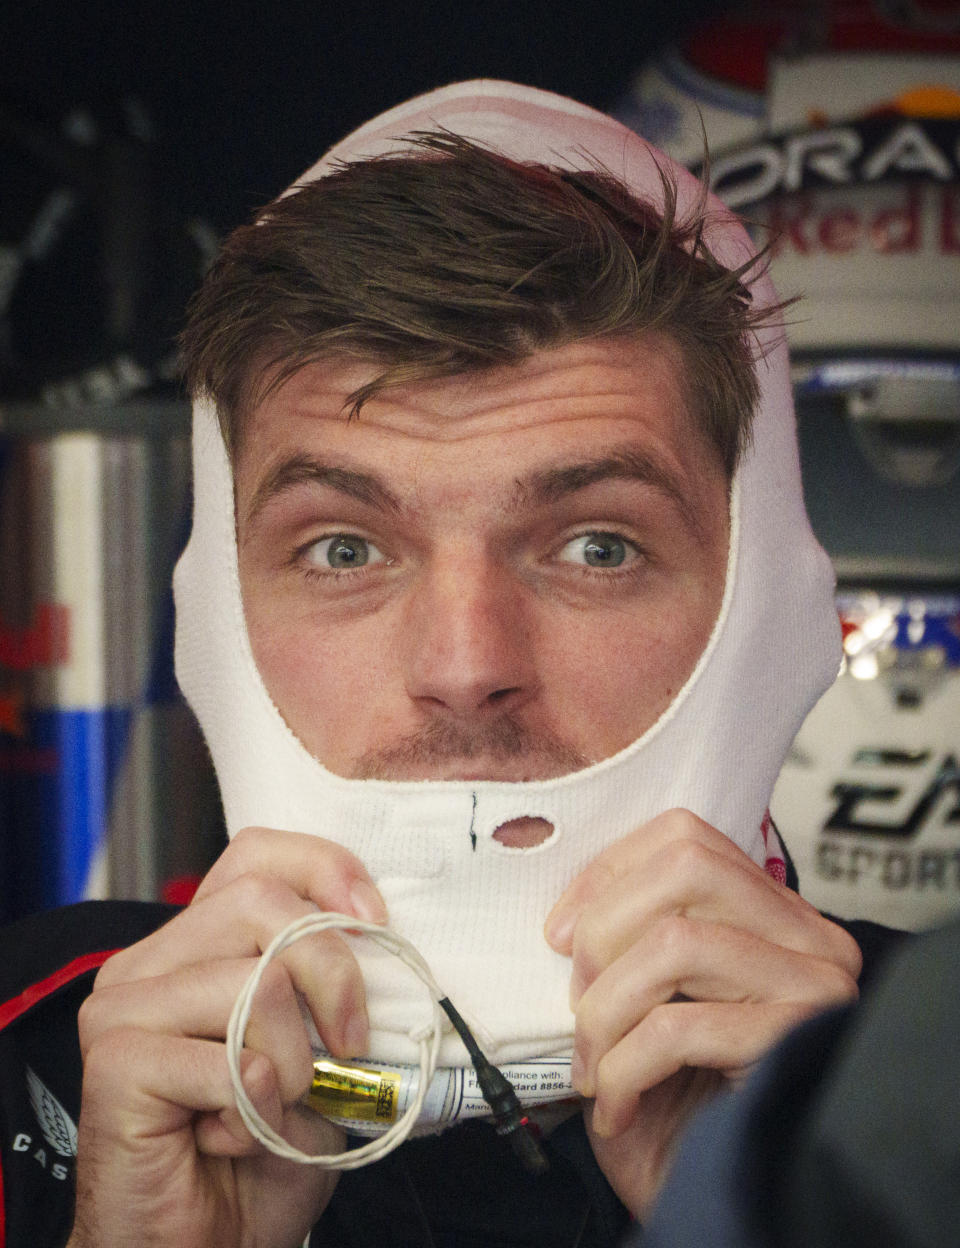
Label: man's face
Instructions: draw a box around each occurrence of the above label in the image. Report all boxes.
[236,335,730,783]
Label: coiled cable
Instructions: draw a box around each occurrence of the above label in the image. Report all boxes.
[226,913,444,1169]
[226,911,547,1173]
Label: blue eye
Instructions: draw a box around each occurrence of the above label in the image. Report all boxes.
[559,532,633,568]
[306,534,385,570]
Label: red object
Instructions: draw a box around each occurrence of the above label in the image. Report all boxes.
[160,875,202,906]
[0,949,118,1034]
[0,604,70,671]
[683,1,960,95]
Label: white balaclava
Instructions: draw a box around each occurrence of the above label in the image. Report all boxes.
[174,81,840,1068]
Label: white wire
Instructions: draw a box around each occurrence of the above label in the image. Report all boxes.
[225,912,446,1169]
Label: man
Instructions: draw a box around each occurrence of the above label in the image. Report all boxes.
[1,82,894,1248]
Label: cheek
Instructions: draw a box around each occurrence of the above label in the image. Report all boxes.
[242,588,395,765]
[544,571,724,753]
[552,616,699,743]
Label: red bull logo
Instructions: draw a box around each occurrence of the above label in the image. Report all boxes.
[766,184,960,258]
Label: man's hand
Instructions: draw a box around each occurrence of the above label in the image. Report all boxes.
[544,810,862,1218]
[69,827,387,1248]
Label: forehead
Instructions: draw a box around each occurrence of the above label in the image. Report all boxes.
[234,335,723,515]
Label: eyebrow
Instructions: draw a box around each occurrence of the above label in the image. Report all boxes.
[519,446,701,534]
[244,453,403,527]
[243,443,708,537]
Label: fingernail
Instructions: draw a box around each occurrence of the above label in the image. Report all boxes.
[350,880,387,924]
[344,1011,369,1057]
[544,908,575,952]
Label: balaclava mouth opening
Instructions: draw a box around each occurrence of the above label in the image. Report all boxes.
[174,80,840,1069]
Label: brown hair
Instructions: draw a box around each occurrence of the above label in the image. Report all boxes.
[181,132,780,473]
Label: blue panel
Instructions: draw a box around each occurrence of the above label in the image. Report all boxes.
[0,706,132,922]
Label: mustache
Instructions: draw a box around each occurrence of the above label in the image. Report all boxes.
[351,713,591,780]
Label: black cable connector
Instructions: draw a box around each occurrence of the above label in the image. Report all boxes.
[438,996,550,1176]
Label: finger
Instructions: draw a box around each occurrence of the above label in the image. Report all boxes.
[589,998,828,1138]
[567,841,862,1000]
[572,915,859,1094]
[95,877,370,1056]
[197,1099,344,1165]
[546,809,763,952]
[81,1027,281,1156]
[101,869,349,978]
[193,826,387,924]
[196,1049,286,1157]
[80,960,317,1105]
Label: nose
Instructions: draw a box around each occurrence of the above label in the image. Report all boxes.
[401,549,536,718]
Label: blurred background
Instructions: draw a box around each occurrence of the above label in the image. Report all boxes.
[1,0,958,931]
